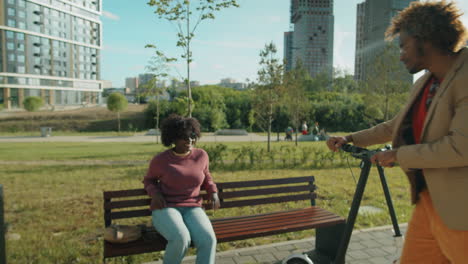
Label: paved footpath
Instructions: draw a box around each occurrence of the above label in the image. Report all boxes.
[144,224,407,264]
[0,133,269,143]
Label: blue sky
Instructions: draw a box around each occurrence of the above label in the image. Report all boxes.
[101,0,468,88]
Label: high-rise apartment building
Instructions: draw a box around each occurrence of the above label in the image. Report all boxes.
[287,0,334,79]
[0,0,103,109]
[283,31,293,71]
[354,0,416,83]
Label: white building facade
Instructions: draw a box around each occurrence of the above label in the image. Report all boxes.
[0,0,103,109]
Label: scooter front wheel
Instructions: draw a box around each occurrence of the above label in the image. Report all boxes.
[282,253,314,264]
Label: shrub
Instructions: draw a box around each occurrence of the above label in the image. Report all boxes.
[107,93,128,132]
[23,96,44,112]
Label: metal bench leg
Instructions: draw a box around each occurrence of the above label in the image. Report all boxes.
[308,223,346,264]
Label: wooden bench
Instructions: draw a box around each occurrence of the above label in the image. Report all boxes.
[103,176,346,262]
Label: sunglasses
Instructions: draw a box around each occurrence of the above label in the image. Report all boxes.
[179,132,197,141]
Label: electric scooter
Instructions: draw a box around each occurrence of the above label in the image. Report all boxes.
[282,144,403,264]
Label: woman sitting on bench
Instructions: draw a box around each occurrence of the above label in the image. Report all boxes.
[143,114,220,264]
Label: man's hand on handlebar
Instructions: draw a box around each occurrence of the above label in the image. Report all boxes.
[370,149,397,168]
[326,136,351,152]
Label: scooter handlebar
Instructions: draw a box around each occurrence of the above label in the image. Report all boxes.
[340,144,392,160]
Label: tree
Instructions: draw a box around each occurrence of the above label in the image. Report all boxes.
[107,93,128,132]
[23,96,44,130]
[332,68,359,93]
[255,42,284,152]
[23,96,44,112]
[283,59,311,145]
[363,42,411,121]
[147,0,239,117]
[305,69,332,93]
[141,55,171,133]
[190,85,227,131]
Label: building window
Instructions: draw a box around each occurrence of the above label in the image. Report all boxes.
[7,8,16,16]
[6,31,14,39]
[18,21,26,29]
[7,19,16,27]
[16,33,24,40]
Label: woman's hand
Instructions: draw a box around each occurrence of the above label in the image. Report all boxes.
[151,192,166,209]
[211,193,221,210]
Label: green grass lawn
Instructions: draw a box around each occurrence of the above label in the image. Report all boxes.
[0,141,412,264]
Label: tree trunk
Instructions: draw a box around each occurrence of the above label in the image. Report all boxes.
[267,114,272,152]
[384,95,389,121]
[156,97,160,144]
[186,2,192,118]
[117,112,121,132]
[295,125,299,146]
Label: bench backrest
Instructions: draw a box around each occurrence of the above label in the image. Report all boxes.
[103,176,316,227]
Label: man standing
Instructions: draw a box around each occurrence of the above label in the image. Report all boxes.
[326,1,468,263]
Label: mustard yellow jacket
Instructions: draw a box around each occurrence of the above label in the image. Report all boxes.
[351,48,468,230]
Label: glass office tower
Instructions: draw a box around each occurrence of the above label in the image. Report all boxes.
[0,0,102,109]
[354,0,416,83]
[289,0,334,79]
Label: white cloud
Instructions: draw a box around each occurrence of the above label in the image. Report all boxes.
[102,10,120,21]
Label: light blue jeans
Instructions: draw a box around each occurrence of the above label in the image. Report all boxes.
[152,207,216,264]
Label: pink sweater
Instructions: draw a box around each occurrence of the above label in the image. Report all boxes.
[143,148,218,210]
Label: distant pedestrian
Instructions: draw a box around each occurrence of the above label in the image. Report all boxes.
[301,121,308,135]
[285,126,294,141]
[312,122,320,135]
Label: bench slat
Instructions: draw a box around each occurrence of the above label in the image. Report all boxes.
[211,207,332,226]
[111,209,151,220]
[217,176,314,189]
[105,198,151,210]
[213,209,341,235]
[106,193,316,220]
[104,184,313,210]
[219,185,312,199]
[221,193,316,208]
[104,189,147,199]
[213,207,344,241]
